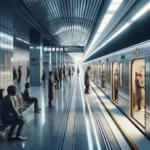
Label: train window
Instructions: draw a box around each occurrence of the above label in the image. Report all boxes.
[131,59,145,128]
[120,63,123,87]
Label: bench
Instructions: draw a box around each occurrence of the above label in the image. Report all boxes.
[0,93,34,136]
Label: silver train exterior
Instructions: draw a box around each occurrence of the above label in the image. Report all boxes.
[82,40,150,139]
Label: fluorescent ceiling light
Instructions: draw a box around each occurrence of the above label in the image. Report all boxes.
[131,3,150,21]
[82,0,123,60]
[108,4,120,11]
[16,37,30,44]
[83,2,150,61]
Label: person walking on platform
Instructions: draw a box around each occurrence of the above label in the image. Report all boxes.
[42,70,46,88]
[0,85,27,140]
[48,71,56,108]
[18,66,22,84]
[13,66,17,85]
[63,66,66,81]
[68,66,71,79]
[54,68,59,89]
[23,82,41,113]
[77,67,80,76]
[84,66,91,94]
[26,67,30,81]
[59,67,62,87]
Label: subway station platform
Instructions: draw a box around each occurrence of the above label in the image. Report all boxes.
[0,71,150,150]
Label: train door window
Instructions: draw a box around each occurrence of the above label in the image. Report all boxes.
[131,59,145,127]
[120,63,123,87]
[101,64,106,91]
[112,62,118,103]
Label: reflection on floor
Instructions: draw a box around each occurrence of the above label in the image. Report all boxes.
[133,105,145,126]
[0,73,148,150]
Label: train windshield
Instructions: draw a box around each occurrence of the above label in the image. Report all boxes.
[131,59,145,127]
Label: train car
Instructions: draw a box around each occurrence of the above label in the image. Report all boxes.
[83,40,150,138]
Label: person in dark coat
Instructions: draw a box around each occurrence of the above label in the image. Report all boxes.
[0,85,27,140]
[68,67,71,79]
[18,66,22,84]
[42,70,46,88]
[77,67,80,76]
[48,71,55,108]
[13,66,17,85]
[54,68,59,89]
[84,66,91,94]
[26,67,30,81]
[23,82,41,113]
[63,66,66,81]
[59,67,62,87]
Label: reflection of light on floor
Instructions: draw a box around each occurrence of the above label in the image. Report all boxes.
[80,81,94,150]
[61,82,64,111]
[81,79,101,150]
[41,87,45,126]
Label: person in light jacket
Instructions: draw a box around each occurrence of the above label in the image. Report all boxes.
[0,86,27,141]
[84,66,91,94]
[48,71,55,108]
[137,72,145,110]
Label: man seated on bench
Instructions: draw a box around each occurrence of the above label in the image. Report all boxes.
[23,82,41,113]
[0,85,27,140]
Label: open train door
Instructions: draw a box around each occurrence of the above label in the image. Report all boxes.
[131,59,145,128]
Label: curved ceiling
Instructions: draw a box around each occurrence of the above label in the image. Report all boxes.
[20,0,102,46]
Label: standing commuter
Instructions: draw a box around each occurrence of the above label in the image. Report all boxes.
[13,66,17,85]
[18,66,22,84]
[54,68,59,89]
[59,67,62,87]
[26,67,30,81]
[137,72,145,111]
[84,66,91,94]
[23,82,41,113]
[42,70,46,88]
[77,67,80,76]
[48,71,55,108]
[68,67,71,79]
[0,86,27,140]
[114,69,118,100]
[63,66,66,81]
[135,72,140,107]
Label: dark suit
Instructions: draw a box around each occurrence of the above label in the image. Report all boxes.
[48,77,54,106]
[0,95,26,137]
[23,89,38,110]
[18,68,22,83]
[84,70,90,93]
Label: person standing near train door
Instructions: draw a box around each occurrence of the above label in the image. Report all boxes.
[137,72,145,111]
[84,66,91,94]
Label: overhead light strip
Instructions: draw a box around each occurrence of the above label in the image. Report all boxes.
[82,0,123,60]
[83,2,150,61]
[16,37,30,44]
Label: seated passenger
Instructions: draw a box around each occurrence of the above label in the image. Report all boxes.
[0,85,27,140]
[23,82,41,113]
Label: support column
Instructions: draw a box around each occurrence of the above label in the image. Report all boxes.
[0,0,13,94]
[30,28,43,86]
